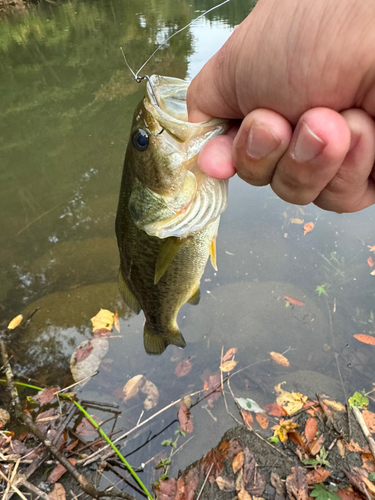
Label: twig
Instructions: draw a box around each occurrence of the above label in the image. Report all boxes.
[352,406,375,460]
[0,469,28,500]
[55,372,98,394]
[196,463,213,500]
[19,478,51,500]
[0,339,138,500]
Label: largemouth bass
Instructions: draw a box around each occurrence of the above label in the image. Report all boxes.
[115,75,229,355]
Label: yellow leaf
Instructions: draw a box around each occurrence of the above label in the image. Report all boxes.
[123,374,145,401]
[369,246,375,252]
[222,347,238,362]
[232,451,244,473]
[7,314,23,330]
[91,309,114,331]
[321,398,345,412]
[270,352,290,367]
[275,382,307,415]
[371,269,375,276]
[238,488,252,500]
[290,218,304,224]
[271,419,299,443]
[114,311,120,333]
[220,360,238,372]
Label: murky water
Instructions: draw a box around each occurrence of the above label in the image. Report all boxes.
[1,0,375,494]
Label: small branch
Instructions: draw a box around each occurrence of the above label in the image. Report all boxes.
[352,406,375,460]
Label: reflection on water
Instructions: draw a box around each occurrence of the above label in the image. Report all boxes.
[1,0,375,492]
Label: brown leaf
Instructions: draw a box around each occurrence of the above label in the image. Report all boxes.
[362,409,375,433]
[202,371,222,408]
[361,453,375,473]
[337,487,363,500]
[353,334,375,345]
[36,408,58,434]
[309,435,325,456]
[65,440,79,453]
[285,466,308,500]
[288,431,308,453]
[175,467,199,500]
[123,374,146,401]
[238,488,252,500]
[33,387,58,406]
[175,359,192,377]
[178,403,193,434]
[344,440,365,452]
[263,403,287,417]
[48,483,66,500]
[141,379,159,410]
[241,410,253,427]
[242,448,266,497]
[232,451,244,473]
[219,359,238,372]
[216,476,236,492]
[270,472,286,500]
[227,439,243,459]
[306,469,331,485]
[336,439,346,458]
[304,418,318,444]
[256,413,269,430]
[283,296,305,307]
[270,351,290,367]
[113,311,120,332]
[303,222,314,235]
[76,416,100,437]
[321,398,345,412]
[47,459,76,484]
[7,314,23,330]
[159,478,177,500]
[200,448,226,485]
[75,343,94,362]
[368,257,375,267]
[222,347,238,362]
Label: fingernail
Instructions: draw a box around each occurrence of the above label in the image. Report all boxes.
[291,122,326,162]
[246,122,281,159]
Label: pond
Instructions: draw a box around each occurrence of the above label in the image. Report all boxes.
[1,0,375,495]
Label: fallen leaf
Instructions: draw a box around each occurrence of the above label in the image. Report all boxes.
[263,403,287,417]
[178,403,193,433]
[344,440,364,452]
[76,416,100,437]
[371,269,375,276]
[47,459,76,484]
[48,483,66,500]
[91,308,114,331]
[232,451,244,473]
[238,488,252,500]
[353,334,375,345]
[175,467,199,500]
[7,314,23,330]
[362,453,375,473]
[159,478,177,500]
[362,410,375,432]
[368,257,375,267]
[290,218,304,224]
[303,222,315,235]
[256,413,269,430]
[202,371,222,408]
[123,374,146,401]
[113,311,120,332]
[33,387,58,406]
[306,469,331,485]
[337,440,346,458]
[75,344,93,362]
[216,476,236,492]
[65,440,79,453]
[309,435,325,456]
[283,295,305,307]
[0,409,10,428]
[222,347,238,362]
[236,397,265,413]
[270,472,285,499]
[369,246,375,252]
[219,360,238,372]
[346,467,375,496]
[200,448,226,484]
[175,359,192,377]
[236,468,244,492]
[242,448,266,496]
[36,408,58,434]
[337,487,363,500]
[275,382,308,415]
[270,351,290,367]
[141,379,159,410]
[70,338,109,383]
[305,418,318,444]
[311,483,341,500]
[286,466,308,500]
[321,398,345,412]
[241,410,253,427]
[272,419,299,443]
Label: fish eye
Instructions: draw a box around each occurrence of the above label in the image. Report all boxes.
[132,129,149,151]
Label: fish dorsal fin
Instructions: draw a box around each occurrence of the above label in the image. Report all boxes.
[187,284,201,305]
[154,237,187,284]
[118,269,141,314]
[210,236,217,271]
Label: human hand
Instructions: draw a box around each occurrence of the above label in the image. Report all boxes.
[187,0,375,213]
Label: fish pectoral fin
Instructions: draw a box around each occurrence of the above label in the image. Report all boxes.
[187,284,201,305]
[143,324,186,355]
[154,237,187,285]
[118,269,141,314]
[210,236,217,271]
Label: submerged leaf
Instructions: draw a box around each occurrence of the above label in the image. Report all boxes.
[7,314,23,330]
[270,351,290,367]
[241,410,253,427]
[33,387,58,406]
[353,334,375,346]
[222,347,238,362]
[123,374,146,401]
[256,413,269,430]
[236,398,265,414]
[263,403,287,417]
[141,379,159,410]
[283,295,305,307]
[175,359,192,377]
[91,309,114,331]
[290,218,304,224]
[220,360,238,372]
[178,403,193,433]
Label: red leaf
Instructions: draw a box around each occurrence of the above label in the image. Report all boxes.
[159,478,177,500]
[263,403,287,417]
[175,359,192,377]
[354,334,375,345]
[47,458,76,484]
[305,418,318,444]
[283,295,305,306]
[241,410,253,427]
[368,257,375,267]
[202,371,222,408]
[76,416,100,437]
[33,387,58,406]
[222,348,238,362]
[306,468,331,485]
[75,343,94,362]
[178,403,193,433]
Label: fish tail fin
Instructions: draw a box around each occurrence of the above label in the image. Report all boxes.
[143,324,186,355]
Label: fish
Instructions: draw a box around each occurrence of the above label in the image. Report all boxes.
[115,74,229,355]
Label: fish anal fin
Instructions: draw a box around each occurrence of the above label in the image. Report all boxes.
[188,284,201,305]
[118,269,141,314]
[143,324,186,355]
[154,237,186,285]
[210,236,217,271]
